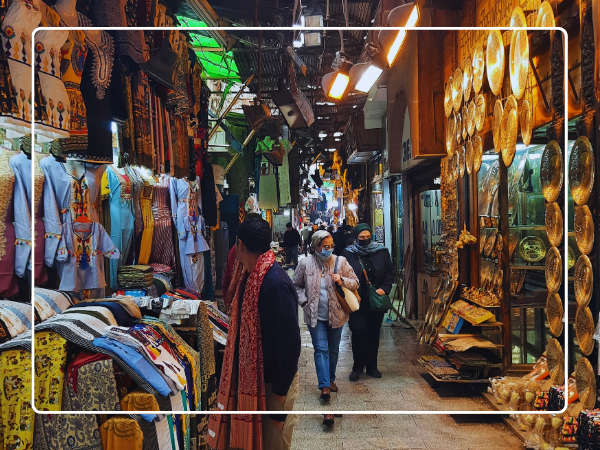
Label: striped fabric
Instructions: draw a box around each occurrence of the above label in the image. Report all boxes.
[149,175,176,270]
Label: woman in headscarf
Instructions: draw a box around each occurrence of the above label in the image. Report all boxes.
[293,230,359,427]
[342,224,395,381]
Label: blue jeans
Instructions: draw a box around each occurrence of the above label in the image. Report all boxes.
[307,320,344,389]
[285,245,299,270]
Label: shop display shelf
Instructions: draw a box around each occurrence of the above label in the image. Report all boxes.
[510,264,546,271]
[459,295,501,309]
[506,225,548,231]
[510,286,548,308]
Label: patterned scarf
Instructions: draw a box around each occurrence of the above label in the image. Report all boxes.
[207,250,275,450]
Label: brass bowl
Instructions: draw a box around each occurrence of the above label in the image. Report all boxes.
[544,247,562,295]
[520,100,532,147]
[546,293,563,337]
[465,140,473,176]
[472,43,485,94]
[540,140,564,203]
[452,68,463,112]
[474,94,485,132]
[492,100,503,153]
[576,306,595,356]
[519,236,546,263]
[544,202,563,248]
[467,100,476,137]
[472,135,483,173]
[575,205,594,256]
[501,95,518,167]
[462,56,473,103]
[576,357,596,410]
[574,255,593,307]
[446,115,456,158]
[486,30,505,96]
[568,136,595,206]
[546,338,564,385]
[536,1,555,28]
[444,76,453,118]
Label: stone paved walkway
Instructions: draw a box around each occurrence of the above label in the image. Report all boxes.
[290,317,524,449]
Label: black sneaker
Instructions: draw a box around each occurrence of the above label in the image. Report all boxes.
[367,368,382,378]
[349,370,360,382]
[323,414,335,426]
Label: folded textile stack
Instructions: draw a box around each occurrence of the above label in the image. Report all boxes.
[447,351,489,370]
[118,265,154,289]
[159,298,201,324]
[150,264,176,282]
[203,301,229,345]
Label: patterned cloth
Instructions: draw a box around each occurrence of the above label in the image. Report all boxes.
[34,331,68,411]
[100,417,144,450]
[149,175,176,270]
[207,250,275,450]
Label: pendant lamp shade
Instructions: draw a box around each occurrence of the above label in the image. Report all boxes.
[322,61,353,100]
[377,2,419,68]
[348,63,384,94]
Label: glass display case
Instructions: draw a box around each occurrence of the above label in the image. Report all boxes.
[419,189,442,273]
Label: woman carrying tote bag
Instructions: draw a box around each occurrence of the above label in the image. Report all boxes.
[342,224,395,382]
[293,230,359,426]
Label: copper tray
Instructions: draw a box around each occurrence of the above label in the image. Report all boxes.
[574,255,593,307]
[569,136,595,206]
[540,140,563,203]
[544,202,563,248]
[575,204,594,256]
[544,247,562,295]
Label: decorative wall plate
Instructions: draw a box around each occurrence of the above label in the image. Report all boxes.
[545,202,563,248]
[536,1,555,28]
[467,100,476,136]
[519,236,546,263]
[446,115,456,158]
[540,140,563,203]
[455,112,462,144]
[459,145,465,178]
[462,56,473,103]
[432,301,446,327]
[433,273,445,298]
[493,100,503,153]
[487,30,505,96]
[501,95,518,167]
[546,338,564,385]
[521,100,532,147]
[472,43,485,94]
[452,68,463,112]
[473,135,483,173]
[574,255,593,307]
[546,293,563,337]
[576,306,595,356]
[474,94,486,132]
[444,76,453,118]
[545,247,562,295]
[575,205,594,256]
[510,6,527,27]
[465,140,473,176]
[461,105,468,140]
[569,136,595,206]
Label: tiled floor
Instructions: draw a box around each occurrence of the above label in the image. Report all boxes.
[290,318,523,449]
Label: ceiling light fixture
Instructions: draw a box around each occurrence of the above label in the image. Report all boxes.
[378,2,419,68]
[321,52,353,100]
[349,63,384,93]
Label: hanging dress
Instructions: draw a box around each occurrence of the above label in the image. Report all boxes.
[170,177,208,293]
[0,0,42,136]
[34,10,70,141]
[103,166,135,290]
[127,166,145,264]
[0,148,19,298]
[149,174,176,271]
[138,171,156,265]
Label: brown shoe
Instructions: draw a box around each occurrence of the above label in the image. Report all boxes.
[320,387,331,400]
[329,381,338,392]
[323,414,335,426]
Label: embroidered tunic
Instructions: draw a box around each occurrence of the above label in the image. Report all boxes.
[55,221,120,292]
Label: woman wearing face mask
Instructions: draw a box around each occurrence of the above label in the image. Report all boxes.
[293,230,359,426]
[342,224,395,381]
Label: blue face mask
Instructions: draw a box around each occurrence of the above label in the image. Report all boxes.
[320,249,334,259]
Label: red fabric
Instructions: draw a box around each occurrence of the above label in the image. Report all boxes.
[221,246,237,300]
[207,251,275,450]
[67,350,112,393]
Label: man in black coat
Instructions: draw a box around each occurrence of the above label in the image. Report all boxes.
[283,222,301,270]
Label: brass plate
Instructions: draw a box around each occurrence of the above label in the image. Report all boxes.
[474,94,485,132]
[536,1,555,28]
[484,229,497,258]
[545,247,562,295]
[576,357,596,410]
[486,30,505,96]
[510,5,527,27]
[576,306,595,356]
[446,115,456,158]
[432,301,446,327]
[465,140,473,176]
[417,322,426,341]
[442,278,457,303]
[510,14,529,100]
[568,136,595,206]
[472,42,485,94]
[574,255,593,307]
[540,140,564,203]
[492,100,503,153]
[452,68,463,112]
[575,205,594,256]
[473,135,483,173]
[462,56,473,103]
[519,236,546,263]
[546,338,564,385]
[521,100,532,147]
[459,145,465,178]
[467,100,476,136]
[461,105,468,140]
[546,293,563,337]
[568,246,575,270]
[501,95,518,167]
[455,112,462,144]
[444,76,453,118]
[544,202,563,248]
[432,273,445,298]
[496,233,503,253]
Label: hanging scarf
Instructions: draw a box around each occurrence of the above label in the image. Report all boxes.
[207,250,275,450]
